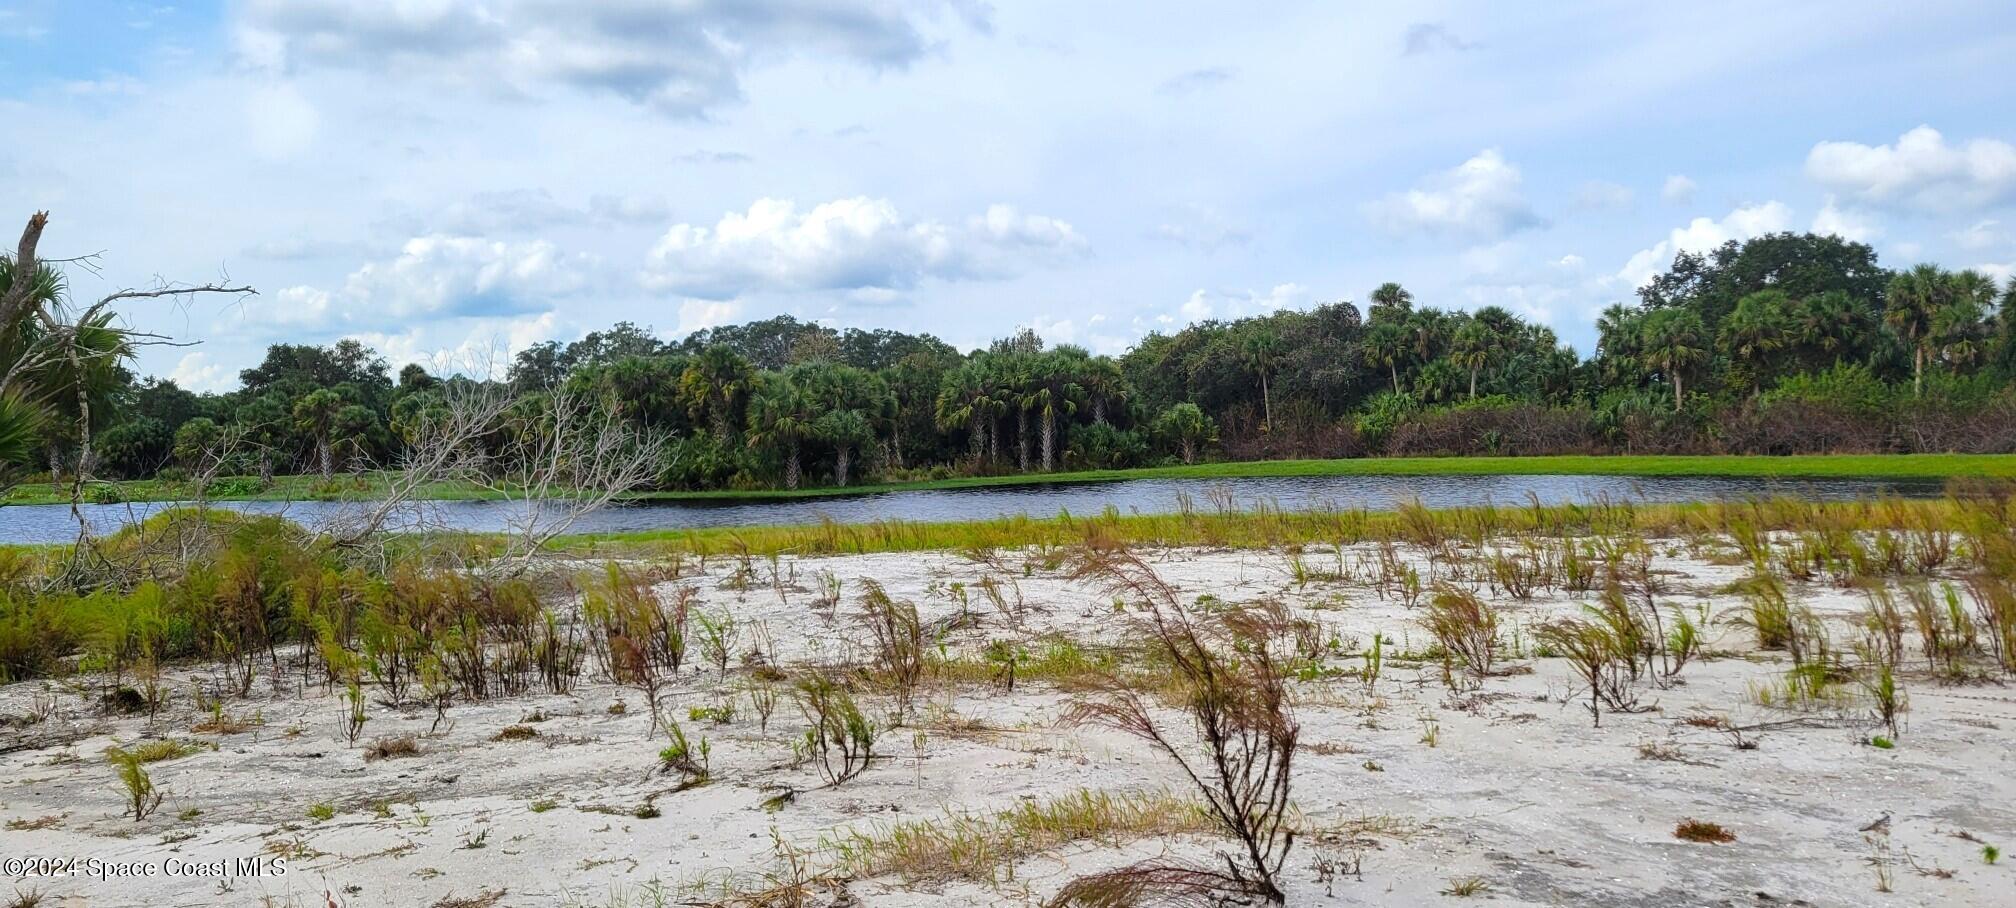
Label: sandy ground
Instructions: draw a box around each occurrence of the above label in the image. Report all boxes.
[3,541,2014,907]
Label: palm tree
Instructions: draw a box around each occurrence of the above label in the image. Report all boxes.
[816,409,873,487]
[1241,329,1281,431]
[331,404,380,472]
[0,258,62,373]
[235,394,289,483]
[1638,308,1708,411]
[1718,290,1792,392]
[935,362,997,466]
[1367,282,1413,324]
[1404,309,1450,366]
[1362,322,1408,394]
[1885,263,1952,397]
[22,312,136,483]
[1077,355,1127,425]
[1939,270,1999,371]
[1593,303,1645,386]
[1931,288,1990,373]
[1027,352,1084,471]
[1791,290,1869,367]
[676,344,753,441]
[1450,319,1495,400]
[1152,402,1216,465]
[1413,359,1462,405]
[293,388,345,478]
[994,357,1037,471]
[1997,281,2016,373]
[746,373,813,489]
[0,392,39,492]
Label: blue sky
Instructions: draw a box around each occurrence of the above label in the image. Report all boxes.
[4,1,2016,391]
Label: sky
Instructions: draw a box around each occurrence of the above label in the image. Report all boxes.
[3,1,2016,392]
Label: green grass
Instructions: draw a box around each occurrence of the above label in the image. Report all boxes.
[630,453,2014,501]
[556,492,1989,559]
[7,453,2008,507]
[0,473,506,507]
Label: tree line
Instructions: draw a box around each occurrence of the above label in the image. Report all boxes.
[6,230,2016,495]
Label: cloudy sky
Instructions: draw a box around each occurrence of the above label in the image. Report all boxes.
[4,1,2015,391]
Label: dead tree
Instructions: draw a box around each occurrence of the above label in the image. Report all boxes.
[324,377,669,576]
[478,389,669,573]
[1,212,255,536]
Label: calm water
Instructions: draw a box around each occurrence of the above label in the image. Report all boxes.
[0,473,1946,545]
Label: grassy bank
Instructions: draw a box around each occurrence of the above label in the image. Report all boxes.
[9,453,2012,508]
[0,473,507,507]
[557,491,2006,559]
[632,453,2016,502]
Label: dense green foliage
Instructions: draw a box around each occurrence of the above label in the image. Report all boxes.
[6,231,2016,495]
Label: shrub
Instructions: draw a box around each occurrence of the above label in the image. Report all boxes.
[107,748,163,821]
[1352,391,1417,453]
[1423,586,1499,677]
[857,580,929,723]
[1055,539,1298,905]
[794,674,875,786]
[1386,398,1595,457]
[1151,403,1217,465]
[583,564,691,731]
[658,719,710,786]
[1065,422,1150,470]
[1536,615,1639,726]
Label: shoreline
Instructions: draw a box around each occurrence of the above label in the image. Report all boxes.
[2,452,2007,508]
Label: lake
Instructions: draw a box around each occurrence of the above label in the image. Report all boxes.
[0,473,1948,545]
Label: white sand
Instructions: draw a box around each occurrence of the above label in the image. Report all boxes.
[3,542,2013,907]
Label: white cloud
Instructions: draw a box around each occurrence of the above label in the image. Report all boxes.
[971,204,1088,253]
[421,189,671,235]
[1810,195,1881,242]
[1176,283,1309,324]
[344,235,595,319]
[258,235,599,333]
[346,312,565,377]
[266,285,336,327]
[1179,291,1214,322]
[1024,315,1078,345]
[1953,220,2008,253]
[1978,262,2014,285]
[641,198,1086,299]
[1367,149,1542,239]
[1454,247,1604,330]
[168,352,232,393]
[676,299,743,335]
[234,0,981,118]
[1661,174,1696,204]
[1571,180,1634,211]
[1806,125,2016,210]
[1618,201,1794,287]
